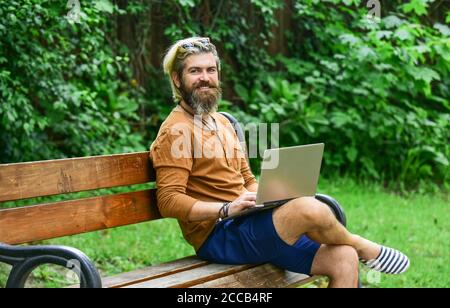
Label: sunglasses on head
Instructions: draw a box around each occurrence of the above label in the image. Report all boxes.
[180,38,210,50]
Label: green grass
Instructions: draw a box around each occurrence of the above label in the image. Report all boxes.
[317,177,449,288]
[1,177,448,288]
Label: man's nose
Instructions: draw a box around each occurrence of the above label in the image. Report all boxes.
[199,70,209,81]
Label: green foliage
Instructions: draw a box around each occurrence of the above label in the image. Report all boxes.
[0,0,145,162]
[231,0,450,190]
[402,0,430,16]
[0,0,448,190]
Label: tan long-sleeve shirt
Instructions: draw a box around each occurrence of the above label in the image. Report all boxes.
[149,104,257,251]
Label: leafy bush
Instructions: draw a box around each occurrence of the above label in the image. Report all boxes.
[231,0,450,190]
[0,0,145,163]
[0,0,448,191]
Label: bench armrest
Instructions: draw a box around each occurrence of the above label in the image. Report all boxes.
[0,243,102,288]
[219,111,246,144]
[315,194,347,227]
[219,111,249,163]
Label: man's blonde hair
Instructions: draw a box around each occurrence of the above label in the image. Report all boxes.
[163,37,221,102]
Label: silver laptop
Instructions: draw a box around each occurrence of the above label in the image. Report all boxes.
[223,143,324,220]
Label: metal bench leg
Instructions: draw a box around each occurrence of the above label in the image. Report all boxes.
[0,243,102,288]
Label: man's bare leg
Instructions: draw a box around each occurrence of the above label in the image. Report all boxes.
[310,244,359,288]
[272,197,380,261]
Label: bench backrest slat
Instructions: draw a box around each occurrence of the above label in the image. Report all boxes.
[0,189,160,245]
[0,152,154,202]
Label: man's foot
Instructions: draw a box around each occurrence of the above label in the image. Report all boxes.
[360,246,410,275]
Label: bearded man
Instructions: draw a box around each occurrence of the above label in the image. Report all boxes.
[149,37,409,288]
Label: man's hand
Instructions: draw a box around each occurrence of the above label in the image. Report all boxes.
[227,192,258,217]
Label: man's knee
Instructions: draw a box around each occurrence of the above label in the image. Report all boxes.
[281,197,336,229]
[329,245,359,277]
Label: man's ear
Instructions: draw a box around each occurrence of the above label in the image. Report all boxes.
[172,72,181,88]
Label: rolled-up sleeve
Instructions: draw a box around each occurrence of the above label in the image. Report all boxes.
[150,128,198,221]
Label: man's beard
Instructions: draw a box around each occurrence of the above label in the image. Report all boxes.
[179,79,222,115]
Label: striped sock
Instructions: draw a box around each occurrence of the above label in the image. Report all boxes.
[360,246,410,275]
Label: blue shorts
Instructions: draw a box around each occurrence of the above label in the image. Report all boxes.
[197,209,321,275]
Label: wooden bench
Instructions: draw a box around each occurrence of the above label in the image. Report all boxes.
[0,113,347,288]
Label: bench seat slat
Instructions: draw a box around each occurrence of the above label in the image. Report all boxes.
[0,189,160,245]
[91,257,317,289]
[102,256,208,288]
[122,261,316,288]
[125,263,256,288]
[191,265,318,288]
[0,152,154,202]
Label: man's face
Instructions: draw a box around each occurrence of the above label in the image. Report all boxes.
[173,53,221,115]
